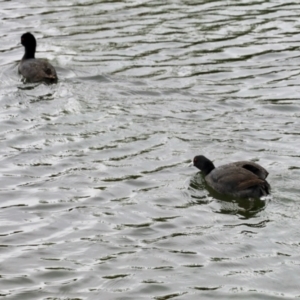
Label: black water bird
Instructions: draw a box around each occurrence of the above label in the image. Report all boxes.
[193,155,270,199]
[18,32,57,83]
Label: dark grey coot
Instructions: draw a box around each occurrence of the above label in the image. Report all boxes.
[18,32,58,83]
[193,155,271,199]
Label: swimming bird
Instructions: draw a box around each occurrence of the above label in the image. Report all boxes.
[193,155,270,199]
[18,32,58,83]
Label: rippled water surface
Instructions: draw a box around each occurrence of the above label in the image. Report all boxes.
[1,1,300,299]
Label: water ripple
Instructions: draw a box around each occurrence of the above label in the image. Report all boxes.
[1,0,300,299]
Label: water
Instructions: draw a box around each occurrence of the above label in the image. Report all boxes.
[0,0,300,299]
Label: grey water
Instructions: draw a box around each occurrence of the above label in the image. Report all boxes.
[0,0,300,299]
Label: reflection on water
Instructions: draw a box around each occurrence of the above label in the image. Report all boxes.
[0,0,300,299]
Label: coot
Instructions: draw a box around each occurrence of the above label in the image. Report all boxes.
[193,155,270,199]
[18,32,57,83]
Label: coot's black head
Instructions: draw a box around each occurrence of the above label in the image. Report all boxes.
[21,32,36,59]
[193,155,215,176]
[21,32,36,48]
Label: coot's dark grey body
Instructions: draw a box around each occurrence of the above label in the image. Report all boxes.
[18,32,57,83]
[193,155,270,199]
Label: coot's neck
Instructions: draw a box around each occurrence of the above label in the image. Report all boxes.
[23,46,35,59]
[202,160,215,176]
